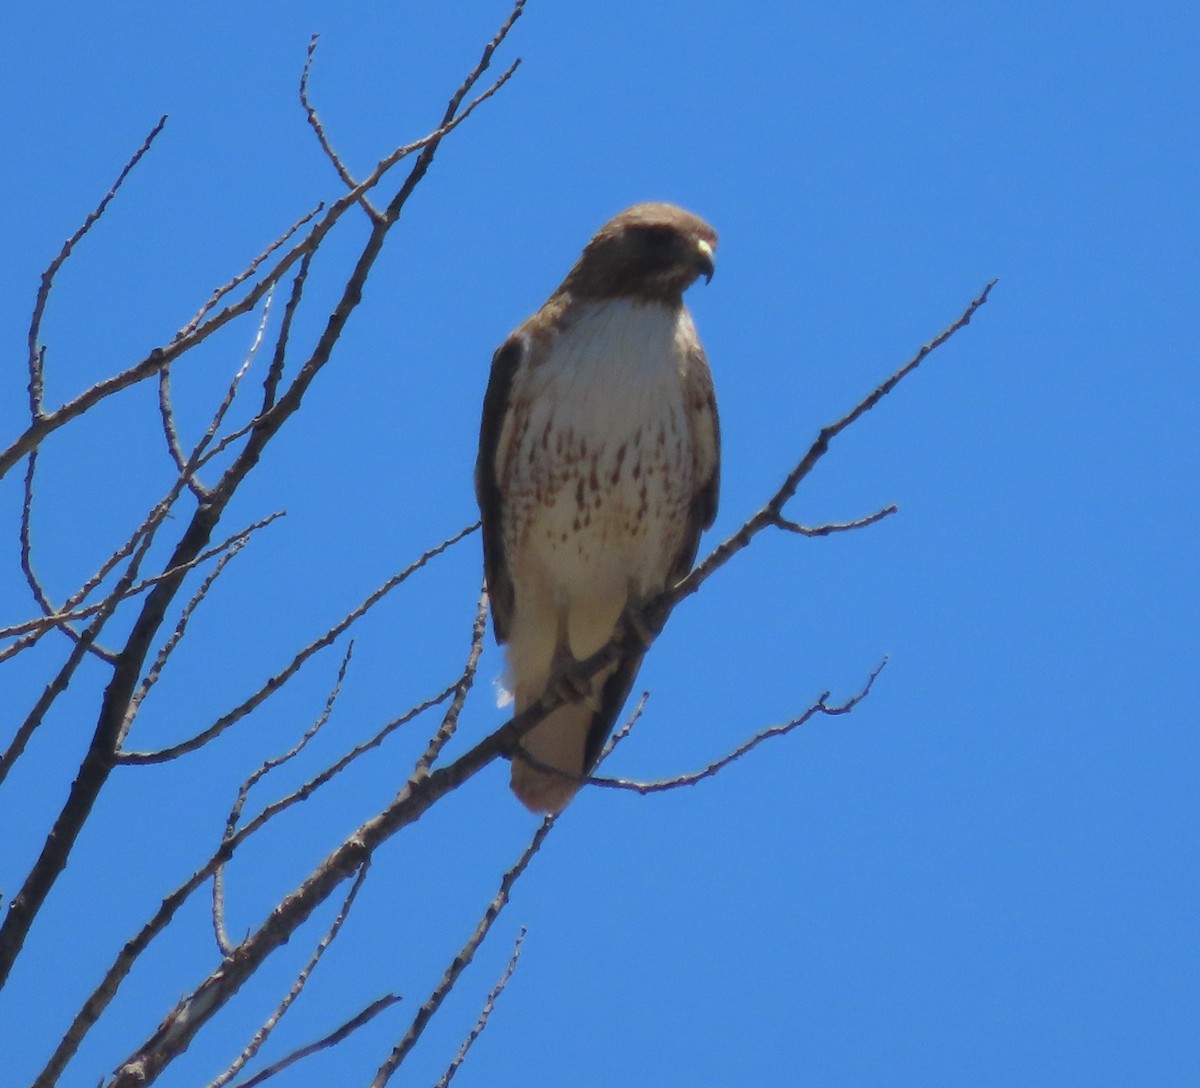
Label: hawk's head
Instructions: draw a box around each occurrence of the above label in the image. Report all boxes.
[564,203,718,304]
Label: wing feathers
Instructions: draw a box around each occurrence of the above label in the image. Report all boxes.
[475,335,524,643]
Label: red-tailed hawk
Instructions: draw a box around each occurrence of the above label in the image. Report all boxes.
[476,203,720,813]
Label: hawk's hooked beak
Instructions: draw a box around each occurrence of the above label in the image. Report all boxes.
[695,239,715,284]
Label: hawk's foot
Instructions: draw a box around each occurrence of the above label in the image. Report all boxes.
[621,587,661,650]
[547,643,592,703]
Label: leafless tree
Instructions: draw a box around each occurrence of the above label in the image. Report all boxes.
[0,4,994,1085]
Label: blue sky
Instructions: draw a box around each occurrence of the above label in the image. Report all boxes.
[1,2,1197,1085]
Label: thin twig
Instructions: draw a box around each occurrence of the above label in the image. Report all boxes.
[259,249,310,414]
[19,447,58,623]
[27,115,168,418]
[125,539,252,751]
[382,0,525,224]
[0,512,285,649]
[413,585,489,774]
[117,521,477,764]
[179,204,321,340]
[299,35,379,220]
[600,690,650,762]
[228,995,401,1088]
[771,503,898,537]
[209,861,372,1088]
[213,643,355,954]
[160,290,274,496]
[156,362,190,484]
[433,929,526,1088]
[194,250,312,472]
[589,660,887,795]
[371,817,552,1087]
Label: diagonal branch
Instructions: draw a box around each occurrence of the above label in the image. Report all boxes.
[371,821,551,1087]
[676,279,998,608]
[180,204,320,340]
[159,288,274,496]
[209,861,373,1088]
[0,513,283,654]
[117,521,477,764]
[0,52,515,484]
[299,34,378,220]
[433,929,526,1088]
[26,115,168,418]
[30,677,455,1088]
[227,995,402,1088]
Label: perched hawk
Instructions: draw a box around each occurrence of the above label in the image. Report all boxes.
[475,203,720,813]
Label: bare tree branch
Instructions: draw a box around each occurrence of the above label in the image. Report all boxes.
[433,929,526,1088]
[159,289,274,497]
[213,643,355,954]
[30,677,456,1088]
[771,503,898,537]
[0,512,284,651]
[180,204,320,340]
[590,659,887,796]
[370,821,552,1087]
[209,861,372,1088]
[413,585,490,775]
[0,7,522,981]
[227,995,402,1088]
[26,115,168,419]
[0,504,163,790]
[674,279,998,610]
[299,35,379,221]
[117,521,476,764]
[0,48,515,483]
[16,444,97,655]
[127,540,251,754]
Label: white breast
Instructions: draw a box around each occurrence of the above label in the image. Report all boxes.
[503,299,699,659]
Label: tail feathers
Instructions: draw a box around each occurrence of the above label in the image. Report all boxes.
[509,652,645,814]
[510,701,594,814]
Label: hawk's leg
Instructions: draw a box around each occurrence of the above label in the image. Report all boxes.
[620,581,662,650]
[546,600,593,703]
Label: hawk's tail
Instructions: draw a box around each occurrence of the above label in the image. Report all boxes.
[510,651,644,814]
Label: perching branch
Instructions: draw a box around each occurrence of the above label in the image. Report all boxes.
[97,277,993,1088]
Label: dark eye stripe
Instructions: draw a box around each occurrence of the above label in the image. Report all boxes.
[636,225,676,247]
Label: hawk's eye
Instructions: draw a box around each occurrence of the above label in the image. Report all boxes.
[636,225,676,251]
